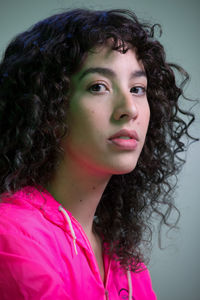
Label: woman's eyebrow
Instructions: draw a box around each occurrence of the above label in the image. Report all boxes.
[78,67,147,81]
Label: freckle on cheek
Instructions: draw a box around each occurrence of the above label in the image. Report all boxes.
[89,109,95,114]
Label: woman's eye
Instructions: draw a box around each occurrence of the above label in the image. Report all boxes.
[130,86,146,95]
[88,83,108,93]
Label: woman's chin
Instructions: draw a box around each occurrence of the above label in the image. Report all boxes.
[110,162,138,175]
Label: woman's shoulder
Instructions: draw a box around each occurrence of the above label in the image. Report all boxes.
[0,186,64,265]
[0,187,70,300]
[0,186,51,238]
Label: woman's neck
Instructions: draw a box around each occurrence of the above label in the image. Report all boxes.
[46,155,111,239]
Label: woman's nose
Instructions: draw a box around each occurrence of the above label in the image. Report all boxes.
[113,91,139,121]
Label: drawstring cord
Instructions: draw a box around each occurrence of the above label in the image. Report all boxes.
[59,205,132,299]
[127,270,133,300]
[58,205,78,255]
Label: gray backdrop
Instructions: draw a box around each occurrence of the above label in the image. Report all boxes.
[0,0,199,299]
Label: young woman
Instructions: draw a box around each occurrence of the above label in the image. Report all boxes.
[0,8,197,300]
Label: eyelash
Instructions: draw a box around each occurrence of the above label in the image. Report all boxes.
[88,83,108,94]
[130,86,146,95]
[88,83,146,96]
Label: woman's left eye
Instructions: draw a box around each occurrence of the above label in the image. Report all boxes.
[130,86,146,95]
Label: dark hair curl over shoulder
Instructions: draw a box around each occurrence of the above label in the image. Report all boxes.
[0,8,198,271]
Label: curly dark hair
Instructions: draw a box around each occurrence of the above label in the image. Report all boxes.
[0,8,198,272]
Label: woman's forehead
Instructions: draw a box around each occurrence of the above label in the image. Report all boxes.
[69,47,146,89]
[80,43,136,69]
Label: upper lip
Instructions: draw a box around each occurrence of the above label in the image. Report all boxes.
[108,129,139,141]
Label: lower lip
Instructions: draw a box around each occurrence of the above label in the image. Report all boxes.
[108,138,138,150]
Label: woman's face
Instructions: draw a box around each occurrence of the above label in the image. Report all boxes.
[62,44,150,176]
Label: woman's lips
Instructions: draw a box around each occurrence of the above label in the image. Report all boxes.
[108,138,138,150]
[108,129,139,150]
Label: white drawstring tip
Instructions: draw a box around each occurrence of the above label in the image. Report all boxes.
[59,205,78,256]
[73,238,78,255]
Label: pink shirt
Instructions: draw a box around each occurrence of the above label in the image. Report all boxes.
[0,186,157,299]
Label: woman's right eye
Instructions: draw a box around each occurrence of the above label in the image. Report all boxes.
[88,83,108,94]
